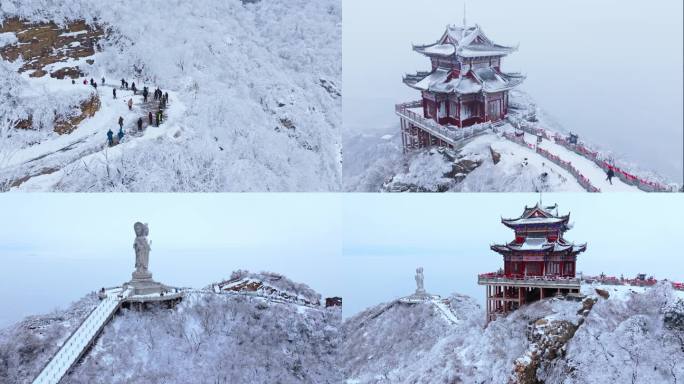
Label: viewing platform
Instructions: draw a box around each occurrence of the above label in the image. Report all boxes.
[478,272,580,289]
[396,101,491,150]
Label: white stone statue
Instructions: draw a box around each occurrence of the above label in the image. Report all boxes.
[415,267,425,294]
[133,222,151,278]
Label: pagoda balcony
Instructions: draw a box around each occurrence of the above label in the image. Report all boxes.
[478,272,580,289]
[396,101,491,147]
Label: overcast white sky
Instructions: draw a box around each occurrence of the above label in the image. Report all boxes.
[0,194,342,327]
[343,0,683,183]
[341,193,684,317]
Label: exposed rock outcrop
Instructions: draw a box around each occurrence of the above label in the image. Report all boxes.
[0,18,104,78]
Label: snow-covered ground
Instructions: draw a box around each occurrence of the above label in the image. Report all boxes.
[342,282,684,383]
[1,271,341,384]
[343,90,675,192]
[1,0,341,191]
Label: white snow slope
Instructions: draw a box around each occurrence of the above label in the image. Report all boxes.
[342,283,684,384]
[0,271,341,384]
[0,0,341,191]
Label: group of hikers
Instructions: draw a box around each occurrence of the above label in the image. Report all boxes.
[105,78,169,147]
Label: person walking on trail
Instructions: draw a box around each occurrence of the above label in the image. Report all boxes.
[121,78,125,88]
[132,82,137,95]
[118,116,124,130]
[90,78,94,86]
[137,117,143,132]
[117,127,124,143]
[148,111,153,126]
[93,82,98,90]
[164,92,169,104]
[128,98,133,111]
[124,81,129,90]
[101,77,105,85]
[606,168,615,185]
[143,88,148,103]
[158,110,163,124]
[155,111,160,127]
[113,88,117,99]
[107,128,114,147]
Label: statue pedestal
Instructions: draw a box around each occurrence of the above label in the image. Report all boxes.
[128,269,165,296]
[399,290,439,304]
[132,270,153,281]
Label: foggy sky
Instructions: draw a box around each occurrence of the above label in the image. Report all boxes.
[343,0,683,183]
[341,193,684,317]
[0,194,342,327]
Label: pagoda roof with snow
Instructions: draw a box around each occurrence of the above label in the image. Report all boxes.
[404,67,524,95]
[491,203,586,256]
[491,238,586,254]
[501,203,570,230]
[404,24,525,96]
[412,24,516,59]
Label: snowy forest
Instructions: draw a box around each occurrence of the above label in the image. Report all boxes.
[342,282,684,384]
[0,272,342,384]
[0,0,341,191]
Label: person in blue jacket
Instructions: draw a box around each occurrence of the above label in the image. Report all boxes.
[117,127,124,143]
[107,129,114,146]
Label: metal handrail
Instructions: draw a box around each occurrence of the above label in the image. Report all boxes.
[396,101,491,145]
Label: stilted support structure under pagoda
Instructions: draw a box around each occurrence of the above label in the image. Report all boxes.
[478,203,586,323]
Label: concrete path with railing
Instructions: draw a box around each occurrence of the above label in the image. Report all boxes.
[32,288,130,384]
[432,300,459,325]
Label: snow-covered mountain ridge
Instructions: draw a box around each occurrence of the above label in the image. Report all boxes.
[344,91,678,192]
[0,0,341,191]
[0,271,341,383]
[341,282,684,384]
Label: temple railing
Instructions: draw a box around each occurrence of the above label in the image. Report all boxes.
[512,121,676,192]
[478,272,580,288]
[396,101,491,145]
[502,132,601,192]
[581,275,684,291]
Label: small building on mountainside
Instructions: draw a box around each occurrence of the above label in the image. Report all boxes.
[478,203,586,323]
[397,23,525,151]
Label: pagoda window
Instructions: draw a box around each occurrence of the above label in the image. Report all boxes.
[488,100,501,119]
[546,262,560,275]
[461,102,475,119]
[565,262,574,275]
[525,262,542,276]
[449,100,459,118]
[438,101,447,118]
[425,101,436,119]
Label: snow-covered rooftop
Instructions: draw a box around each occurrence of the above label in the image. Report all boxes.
[413,23,515,59]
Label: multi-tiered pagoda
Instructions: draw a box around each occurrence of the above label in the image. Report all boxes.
[478,203,586,323]
[397,24,525,150]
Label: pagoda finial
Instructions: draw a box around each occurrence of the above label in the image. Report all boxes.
[463,2,467,27]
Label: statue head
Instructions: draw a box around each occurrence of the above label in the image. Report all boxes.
[134,222,148,237]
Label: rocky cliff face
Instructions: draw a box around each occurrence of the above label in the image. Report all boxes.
[1,18,103,134]
[341,283,684,384]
